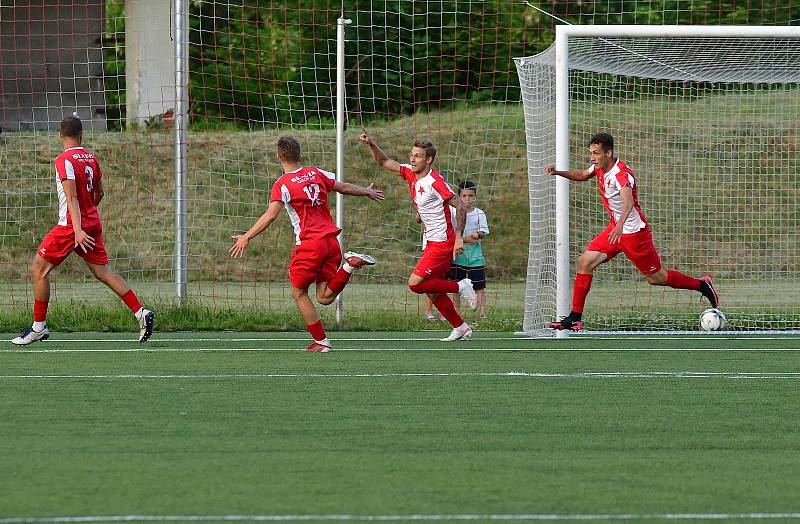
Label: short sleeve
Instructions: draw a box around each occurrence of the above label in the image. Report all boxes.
[477,209,489,235]
[615,168,634,189]
[318,168,337,191]
[270,182,289,203]
[56,157,76,181]
[431,178,454,201]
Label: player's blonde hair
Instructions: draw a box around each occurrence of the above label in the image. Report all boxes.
[277,136,301,162]
[413,139,436,162]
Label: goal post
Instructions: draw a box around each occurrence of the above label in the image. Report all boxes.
[517,25,800,335]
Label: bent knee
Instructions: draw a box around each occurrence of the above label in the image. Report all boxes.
[317,295,335,305]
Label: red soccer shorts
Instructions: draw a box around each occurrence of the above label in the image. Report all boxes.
[37,224,109,266]
[413,239,455,280]
[288,234,342,289]
[587,223,662,275]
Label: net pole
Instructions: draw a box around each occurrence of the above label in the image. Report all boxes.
[174,0,189,302]
[335,16,351,326]
[554,27,570,338]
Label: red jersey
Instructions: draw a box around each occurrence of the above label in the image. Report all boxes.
[590,159,648,234]
[270,166,341,245]
[399,164,455,243]
[54,147,103,229]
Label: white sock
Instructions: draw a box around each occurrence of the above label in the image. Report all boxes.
[316,337,331,347]
[458,280,467,292]
[342,262,355,273]
[457,322,468,331]
[33,321,46,332]
[134,307,144,321]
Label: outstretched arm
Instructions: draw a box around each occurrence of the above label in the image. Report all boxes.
[545,165,594,181]
[229,200,284,258]
[359,128,403,175]
[333,181,385,202]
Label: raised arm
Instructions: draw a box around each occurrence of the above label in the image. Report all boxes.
[545,164,594,181]
[229,200,284,258]
[359,128,403,175]
[333,181,385,202]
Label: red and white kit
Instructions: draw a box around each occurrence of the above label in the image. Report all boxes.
[586,159,661,274]
[38,147,108,266]
[398,164,457,279]
[270,166,343,288]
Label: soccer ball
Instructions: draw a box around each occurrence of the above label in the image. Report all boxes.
[699,308,727,331]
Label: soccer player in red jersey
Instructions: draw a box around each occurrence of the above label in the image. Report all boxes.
[546,133,719,331]
[12,116,154,345]
[229,136,384,352]
[360,129,477,342]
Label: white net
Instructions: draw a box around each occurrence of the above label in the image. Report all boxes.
[517,34,800,333]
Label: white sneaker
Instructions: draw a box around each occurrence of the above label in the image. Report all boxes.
[138,309,155,343]
[458,278,478,311]
[12,327,50,346]
[343,251,376,269]
[440,323,473,342]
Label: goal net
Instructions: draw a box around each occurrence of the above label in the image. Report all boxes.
[516,26,800,334]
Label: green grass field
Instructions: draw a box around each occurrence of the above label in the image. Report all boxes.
[2,331,799,523]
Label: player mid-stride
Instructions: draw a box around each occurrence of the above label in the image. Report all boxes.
[229,136,384,352]
[360,129,477,342]
[547,132,719,331]
[12,116,154,345]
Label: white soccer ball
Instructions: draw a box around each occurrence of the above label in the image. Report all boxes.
[699,308,727,331]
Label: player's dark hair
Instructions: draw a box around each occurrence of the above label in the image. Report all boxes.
[589,132,614,152]
[413,139,436,162]
[459,180,477,193]
[60,116,82,139]
[277,136,301,162]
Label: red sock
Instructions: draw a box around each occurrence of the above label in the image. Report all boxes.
[306,320,327,342]
[121,290,142,314]
[432,294,464,328]
[33,299,48,322]
[409,278,459,295]
[666,270,701,290]
[326,267,352,293]
[571,273,593,314]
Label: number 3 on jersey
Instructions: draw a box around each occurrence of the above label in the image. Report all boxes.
[302,183,321,206]
[85,165,94,192]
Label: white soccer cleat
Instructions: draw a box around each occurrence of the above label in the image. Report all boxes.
[440,323,473,342]
[458,278,479,311]
[344,251,376,269]
[138,309,155,343]
[11,327,50,346]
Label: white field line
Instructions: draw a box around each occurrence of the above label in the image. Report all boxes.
[4,347,800,353]
[2,513,800,523]
[1,371,799,379]
[9,336,800,343]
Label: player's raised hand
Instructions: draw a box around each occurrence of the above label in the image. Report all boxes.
[74,229,95,253]
[229,234,250,258]
[365,183,384,202]
[545,165,557,175]
[359,127,372,144]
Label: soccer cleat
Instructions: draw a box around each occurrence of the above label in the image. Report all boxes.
[458,278,479,311]
[425,314,439,321]
[11,327,50,346]
[305,342,332,353]
[699,275,720,308]
[548,317,584,331]
[344,251,376,269]
[440,323,473,342]
[138,309,155,343]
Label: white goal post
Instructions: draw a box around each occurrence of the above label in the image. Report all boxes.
[517,25,800,336]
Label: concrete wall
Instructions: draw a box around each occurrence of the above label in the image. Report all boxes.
[0,1,107,132]
[124,0,175,127]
